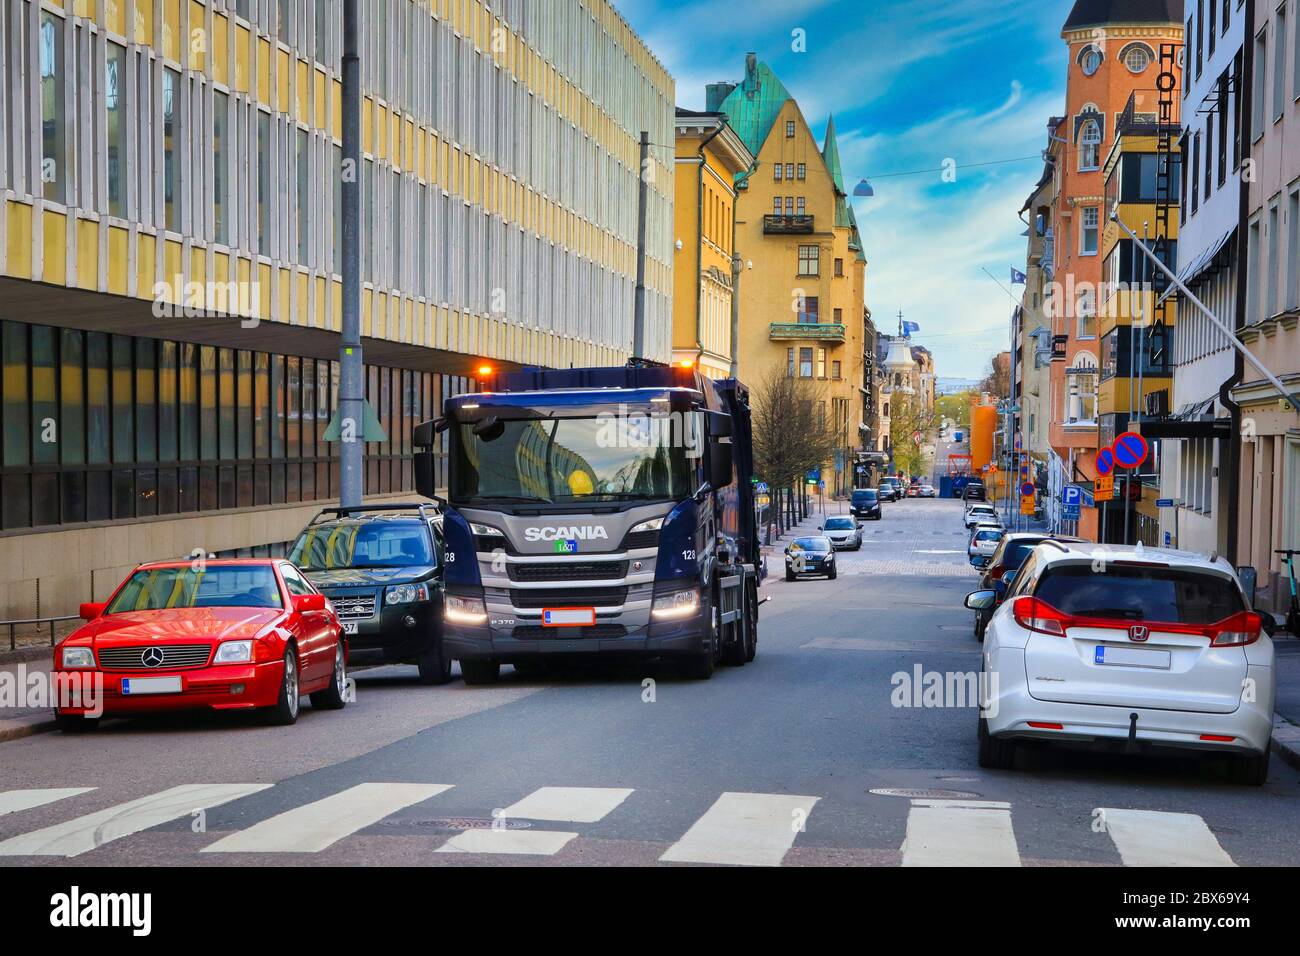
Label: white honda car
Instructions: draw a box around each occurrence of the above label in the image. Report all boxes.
[967,542,1276,784]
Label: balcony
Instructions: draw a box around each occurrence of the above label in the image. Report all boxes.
[770,322,846,343]
[763,214,815,235]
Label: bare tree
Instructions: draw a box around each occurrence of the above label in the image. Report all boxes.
[979,354,1011,398]
[751,362,840,496]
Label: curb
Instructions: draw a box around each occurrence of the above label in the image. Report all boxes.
[0,715,58,743]
[1272,715,1300,772]
[0,646,54,666]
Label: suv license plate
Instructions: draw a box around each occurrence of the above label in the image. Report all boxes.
[543,608,596,627]
[341,622,358,635]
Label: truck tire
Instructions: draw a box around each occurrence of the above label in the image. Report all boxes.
[744,581,758,662]
[722,583,746,667]
[416,637,453,685]
[460,659,500,685]
[684,590,719,679]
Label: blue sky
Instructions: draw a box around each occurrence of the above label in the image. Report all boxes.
[618,0,1077,380]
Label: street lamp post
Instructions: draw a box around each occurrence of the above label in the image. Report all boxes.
[339,0,363,509]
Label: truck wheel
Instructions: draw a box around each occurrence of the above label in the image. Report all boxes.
[416,638,453,685]
[744,582,758,662]
[722,589,746,668]
[684,591,719,679]
[460,659,500,686]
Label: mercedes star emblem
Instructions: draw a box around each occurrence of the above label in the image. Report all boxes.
[142,646,166,667]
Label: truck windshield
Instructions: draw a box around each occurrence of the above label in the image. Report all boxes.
[290,521,434,571]
[450,415,696,504]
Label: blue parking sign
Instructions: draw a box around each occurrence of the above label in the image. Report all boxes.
[1062,485,1083,506]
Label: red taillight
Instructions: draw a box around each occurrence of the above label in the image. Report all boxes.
[1012,596,1069,636]
[1028,721,1064,730]
[1199,734,1235,742]
[1207,611,1262,647]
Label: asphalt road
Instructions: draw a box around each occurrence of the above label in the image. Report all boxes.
[3,496,1299,867]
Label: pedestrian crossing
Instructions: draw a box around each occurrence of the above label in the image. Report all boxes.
[0,784,1244,866]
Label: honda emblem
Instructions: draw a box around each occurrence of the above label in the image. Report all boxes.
[1128,625,1150,643]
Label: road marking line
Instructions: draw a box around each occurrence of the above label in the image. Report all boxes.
[501,786,633,823]
[910,799,1010,810]
[1097,808,1236,867]
[201,783,452,853]
[436,828,578,855]
[0,784,270,857]
[659,792,819,867]
[0,788,95,818]
[902,799,1021,866]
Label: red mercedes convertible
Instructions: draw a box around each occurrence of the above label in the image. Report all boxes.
[53,559,347,730]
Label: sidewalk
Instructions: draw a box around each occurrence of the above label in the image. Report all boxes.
[0,653,58,743]
[1272,630,1300,770]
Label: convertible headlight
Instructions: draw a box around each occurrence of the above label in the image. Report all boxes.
[629,516,665,534]
[213,640,253,664]
[61,646,94,669]
[385,583,430,605]
[444,594,488,625]
[652,587,700,620]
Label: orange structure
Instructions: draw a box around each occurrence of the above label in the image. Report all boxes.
[1044,1,1183,539]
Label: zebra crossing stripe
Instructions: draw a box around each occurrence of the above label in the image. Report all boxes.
[0,788,95,818]
[436,828,579,856]
[902,799,1021,866]
[501,786,634,823]
[0,784,270,857]
[659,792,819,866]
[1098,808,1236,867]
[201,783,452,854]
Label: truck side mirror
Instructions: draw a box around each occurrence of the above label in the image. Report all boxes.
[708,440,734,489]
[413,417,447,448]
[414,451,437,499]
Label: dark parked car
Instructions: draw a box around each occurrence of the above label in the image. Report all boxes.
[962,481,987,502]
[970,532,1083,640]
[288,504,452,684]
[784,536,837,581]
[851,488,882,520]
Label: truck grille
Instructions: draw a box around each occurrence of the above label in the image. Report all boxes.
[331,594,377,620]
[621,529,660,550]
[508,561,628,583]
[509,586,628,609]
[97,644,212,670]
[511,624,628,640]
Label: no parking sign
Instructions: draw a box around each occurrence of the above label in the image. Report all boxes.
[1113,431,1149,469]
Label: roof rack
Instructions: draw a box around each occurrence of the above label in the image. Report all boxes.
[307,502,440,526]
[1039,539,1072,553]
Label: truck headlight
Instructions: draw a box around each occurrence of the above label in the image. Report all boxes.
[444,594,488,625]
[652,587,700,620]
[629,516,665,534]
[385,583,430,605]
[61,646,94,669]
[213,640,253,664]
[470,523,505,538]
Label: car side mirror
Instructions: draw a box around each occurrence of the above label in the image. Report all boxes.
[79,602,106,621]
[965,590,997,610]
[293,593,327,613]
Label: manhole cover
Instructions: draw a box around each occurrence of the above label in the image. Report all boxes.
[381,817,533,831]
[869,788,981,799]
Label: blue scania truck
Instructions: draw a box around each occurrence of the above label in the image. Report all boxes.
[412,363,763,683]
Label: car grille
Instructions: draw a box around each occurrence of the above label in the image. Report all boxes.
[96,644,212,670]
[331,594,377,620]
[511,624,628,640]
[509,586,628,609]
[508,561,628,583]
[620,529,659,551]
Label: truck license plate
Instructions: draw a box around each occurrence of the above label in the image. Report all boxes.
[542,608,596,627]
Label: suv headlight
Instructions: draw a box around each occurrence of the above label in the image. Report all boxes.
[629,516,665,534]
[385,583,430,605]
[444,593,488,624]
[61,646,94,669]
[652,587,700,620]
[214,640,253,664]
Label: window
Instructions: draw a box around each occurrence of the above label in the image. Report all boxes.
[785,163,794,179]
[1209,0,1216,56]
[774,164,783,181]
[1203,114,1213,201]
[799,347,813,377]
[1294,2,1300,99]
[1246,216,1261,322]
[798,244,819,276]
[773,197,782,216]
[1081,45,1102,75]
[163,69,180,231]
[787,348,795,376]
[1274,4,1288,121]
[798,296,819,324]
[214,91,228,245]
[1253,28,1268,139]
[1267,200,1280,317]
[834,258,844,276]
[832,360,842,380]
[785,120,795,137]
[1289,188,1300,310]
[797,163,806,180]
[784,196,794,215]
[1195,0,1204,75]
[1077,286,1097,338]
[1233,49,1245,165]
[1079,119,1101,170]
[106,44,126,218]
[39,12,67,203]
[1217,74,1229,187]
[1081,206,1099,256]
[1067,353,1098,422]
[796,196,806,215]
[257,112,271,254]
[1122,43,1153,74]
[1191,131,1201,213]
[833,308,843,322]
[817,348,826,378]
[297,128,309,264]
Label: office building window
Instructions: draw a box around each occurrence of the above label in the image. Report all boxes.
[39,12,67,203]
[297,128,310,264]
[106,43,126,218]
[798,244,819,276]
[163,69,180,231]
[257,111,271,254]
[214,91,228,244]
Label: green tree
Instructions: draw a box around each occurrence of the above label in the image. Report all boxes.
[887,393,940,479]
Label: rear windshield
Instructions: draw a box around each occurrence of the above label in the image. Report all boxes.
[975,530,1001,542]
[790,537,832,552]
[1033,564,1244,624]
[824,518,855,530]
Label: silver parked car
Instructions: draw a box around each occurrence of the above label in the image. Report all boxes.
[820,516,863,551]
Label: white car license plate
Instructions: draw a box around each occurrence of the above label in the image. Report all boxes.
[341,622,358,635]
[542,607,595,627]
[120,676,183,695]
[1094,645,1171,669]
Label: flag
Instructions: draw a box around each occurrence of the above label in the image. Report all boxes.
[902,321,921,336]
[1011,267,1027,284]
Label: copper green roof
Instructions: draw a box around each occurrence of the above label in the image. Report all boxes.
[715,59,792,159]
[823,114,846,193]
